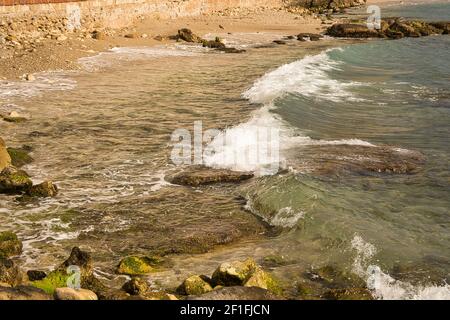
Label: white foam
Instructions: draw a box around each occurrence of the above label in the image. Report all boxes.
[0,72,76,100]
[203,50,374,175]
[351,235,450,300]
[243,48,363,104]
[79,46,200,71]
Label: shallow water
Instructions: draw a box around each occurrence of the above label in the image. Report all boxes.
[1,3,449,300]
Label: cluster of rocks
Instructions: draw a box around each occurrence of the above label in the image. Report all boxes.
[0,137,57,198]
[291,0,366,14]
[167,166,254,187]
[327,18,450,39]
[173,28,246,54]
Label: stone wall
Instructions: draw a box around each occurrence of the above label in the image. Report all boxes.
[0,0,285,29]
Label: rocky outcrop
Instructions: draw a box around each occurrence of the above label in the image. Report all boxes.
[0,258,23,287]
[26,181,58,197]
[327,18,449,39]
[292,0,366,13]
[6,147,33,168]
[122,278,149,296]
[0,166,32,194]
[168,166,254,187]
[174,29,246,54]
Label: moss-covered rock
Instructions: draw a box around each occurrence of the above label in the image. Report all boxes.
[0,166,32,194]
[211,258,258,286]
[0,231,22,258]
[117,256,163,275]
[177,275,213,295]
[31,271,71,295]
[244,267,282,295]
[7,147,34,168]
[26,181,58,197]
[122,277,149,295]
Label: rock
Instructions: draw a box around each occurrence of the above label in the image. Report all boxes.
[26,181,58,197]
[322,288,373,300]
[188,286,280,300]
[430,22,450,34]
[217,47,246,54]
[2,111,28,123]
[211,258,257,286]
[177,275,213,296]
[24,73,35,81]
[326,23,381,38]
[0,166,32,194]
[117,256,162,275]
[273,40,287,45]
[32,247,94,294]
[56,35,67,42]
[244,268,282,294]
[92,30,105,40]
[177,28,203,43]
[169,166,253,187]
[203,37,226,49]
[0,231,22,258]
[124,33,138,39]
[0,138,11,171]
[297,33,323,41]
[7,147,33,168]
[0,258,22,286]
[0,285,52,300]
[54,287,98,300]
[122,277,149,295]
[27,270,47,281]
[153,35,164,41]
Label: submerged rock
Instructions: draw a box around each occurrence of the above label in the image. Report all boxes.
[326,23,381,38]
[168,166,254,187]
[122,277,149,295]
[7,147,33,168]
[0,166,32,194]
[0,138,11,171]
[54,287,98,300]
[203,37,226,49]
[177,275,213,296]
[117,256,163,275]
[188,286,280,300]
[0,231,22,258]
[322,288,373,300]
[26,181,58,197]
[0,285,52,300]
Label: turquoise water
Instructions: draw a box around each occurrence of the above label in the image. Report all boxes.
[381,1,450,21]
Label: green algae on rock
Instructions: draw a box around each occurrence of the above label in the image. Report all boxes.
[26,181,58,197]
[0,231,23,258]
[177,275,214,296]
[122,277,149,295]
[0,166,32,194]
[117,256,164,275]
[7,147,34,168]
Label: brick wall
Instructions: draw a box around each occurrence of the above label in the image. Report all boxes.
[0,0,86,5]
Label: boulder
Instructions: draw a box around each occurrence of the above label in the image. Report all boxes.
[0,231,22,258]
[27,270,47,281]
[0,285,52,300]
[54,287,98,300]
[177,275,213,296]
[203,37,226,49]
[211,258,257,286]
[244,268,282,294]
[0,258,22,286]
[188,286,280,300]
[122,277,149,295]
[168,166,254,187]
[177,28,203,43]
[117,256,163,275]
[0,166,32,194]
[0,138,11,171]
[322,288,373,300]
[430,22,450,34]
[26,181,58,197]
[92,30,105,40]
